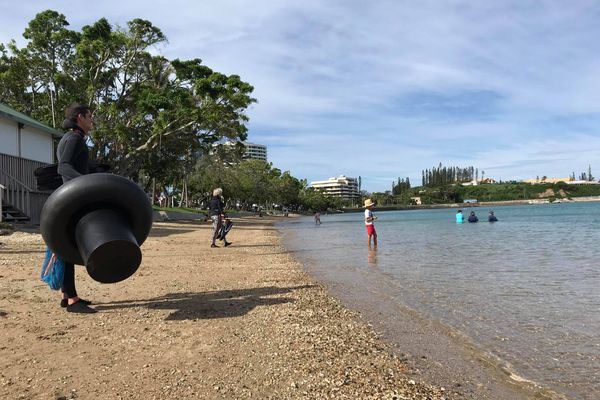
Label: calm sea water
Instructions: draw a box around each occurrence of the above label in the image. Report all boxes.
[279,203,600,400]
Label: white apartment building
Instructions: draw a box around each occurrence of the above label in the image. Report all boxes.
[310,175,360,201]
[242,142,267,161]
[216,141,268,162]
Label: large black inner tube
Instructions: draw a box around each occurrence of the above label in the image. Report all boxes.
[40,173,153,283]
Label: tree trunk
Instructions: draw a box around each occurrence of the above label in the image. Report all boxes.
[151,178,156,205]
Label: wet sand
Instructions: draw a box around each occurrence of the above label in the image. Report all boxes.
[1,217,447,399]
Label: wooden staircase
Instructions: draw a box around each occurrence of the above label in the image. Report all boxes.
[0,170,49,225]
[0,153,53,225]
[1,201,30,223]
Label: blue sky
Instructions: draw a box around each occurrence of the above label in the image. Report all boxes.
[2,1,600,192]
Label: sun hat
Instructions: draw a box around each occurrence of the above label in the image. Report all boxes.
[363,198,375,208]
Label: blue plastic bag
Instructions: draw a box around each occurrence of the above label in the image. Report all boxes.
[40,247,65,290]
[217,219,233,240]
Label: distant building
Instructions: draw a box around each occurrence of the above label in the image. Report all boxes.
[463,199,478,203]
[216,141,268,162]
[523,177,598,185]
[242,142,267,161]
[310,175,360,201]
[461,179,478,186]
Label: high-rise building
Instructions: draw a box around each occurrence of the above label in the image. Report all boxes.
[310,175,360,201]
[215,141,267,162]
[242,142,267,161]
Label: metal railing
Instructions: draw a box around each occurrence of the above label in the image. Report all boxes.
[0,153,53,225]
[0,183,5,223]
[0,169,32,221]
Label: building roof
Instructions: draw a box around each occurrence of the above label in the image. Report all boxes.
[311,175,357,185]
[0,102,63,138]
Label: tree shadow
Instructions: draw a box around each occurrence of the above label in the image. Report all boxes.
[0,311,7,317]
[93,285,314,320]
[226,244,275,248]
[0,250,45,254]
[149,220,202,237]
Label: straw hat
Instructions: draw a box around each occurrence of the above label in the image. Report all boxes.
[363,198,375,208]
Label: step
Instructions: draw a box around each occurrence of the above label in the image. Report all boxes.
[2,215,30,222]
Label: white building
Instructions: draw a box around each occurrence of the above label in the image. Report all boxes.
[241,142,267,161]
[0,103,63,224]
[310,175,360,201]
[0,103,61,164]
[215,141,268,162]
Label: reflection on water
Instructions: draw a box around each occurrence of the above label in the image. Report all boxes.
[367,249,377,265]
[280,203,600,400]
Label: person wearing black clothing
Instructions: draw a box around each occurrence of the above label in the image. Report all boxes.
[467,211,479,223]
[55,103,96,313]
[488,211,498,222]
[209,188,231,248]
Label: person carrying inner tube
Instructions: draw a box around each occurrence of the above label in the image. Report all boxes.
[55,103,96,313]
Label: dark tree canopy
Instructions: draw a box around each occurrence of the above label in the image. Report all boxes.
[0,10,256,186]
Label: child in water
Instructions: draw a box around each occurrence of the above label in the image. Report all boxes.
[364,198,378,248]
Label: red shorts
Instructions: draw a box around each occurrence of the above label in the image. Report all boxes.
[365,225,376,235]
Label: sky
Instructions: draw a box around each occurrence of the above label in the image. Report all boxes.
[1,1,600,192]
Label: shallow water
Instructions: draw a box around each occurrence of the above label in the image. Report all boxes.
[279,203,600,400]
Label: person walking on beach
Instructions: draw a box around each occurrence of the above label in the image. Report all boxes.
[209,188,231,248]
[364,198,378,249]
[314,211,321,225]
[55,103,96,313]
[456,209,464,223]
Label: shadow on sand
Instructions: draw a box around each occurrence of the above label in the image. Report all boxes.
[93,285,314,320]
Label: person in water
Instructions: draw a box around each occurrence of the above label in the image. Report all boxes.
[488,210,498,222]
[314,211,321,225]
[467,211,479,223]
[364,198,378,249]
[456,209,464,223]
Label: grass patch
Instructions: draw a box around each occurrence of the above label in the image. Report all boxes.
[152,206,205,214]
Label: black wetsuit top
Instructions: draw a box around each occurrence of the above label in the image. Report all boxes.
[56,123,89,183]
[468,215,479,223]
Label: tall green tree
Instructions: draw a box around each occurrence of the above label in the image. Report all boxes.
[0,10,256,197]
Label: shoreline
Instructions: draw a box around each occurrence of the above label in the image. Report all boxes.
[291,247,568,400]
[336,195,600,214]
[276,216,574,400]
[1,217,446,399]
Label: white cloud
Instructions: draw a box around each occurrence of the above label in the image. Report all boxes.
[2,1,600,191]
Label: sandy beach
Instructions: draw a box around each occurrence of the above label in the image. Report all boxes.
[0,217,451,400]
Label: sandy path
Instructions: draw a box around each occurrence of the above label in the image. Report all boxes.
[0,218,447,400]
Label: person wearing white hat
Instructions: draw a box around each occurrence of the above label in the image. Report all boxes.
[363,198,378,248]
